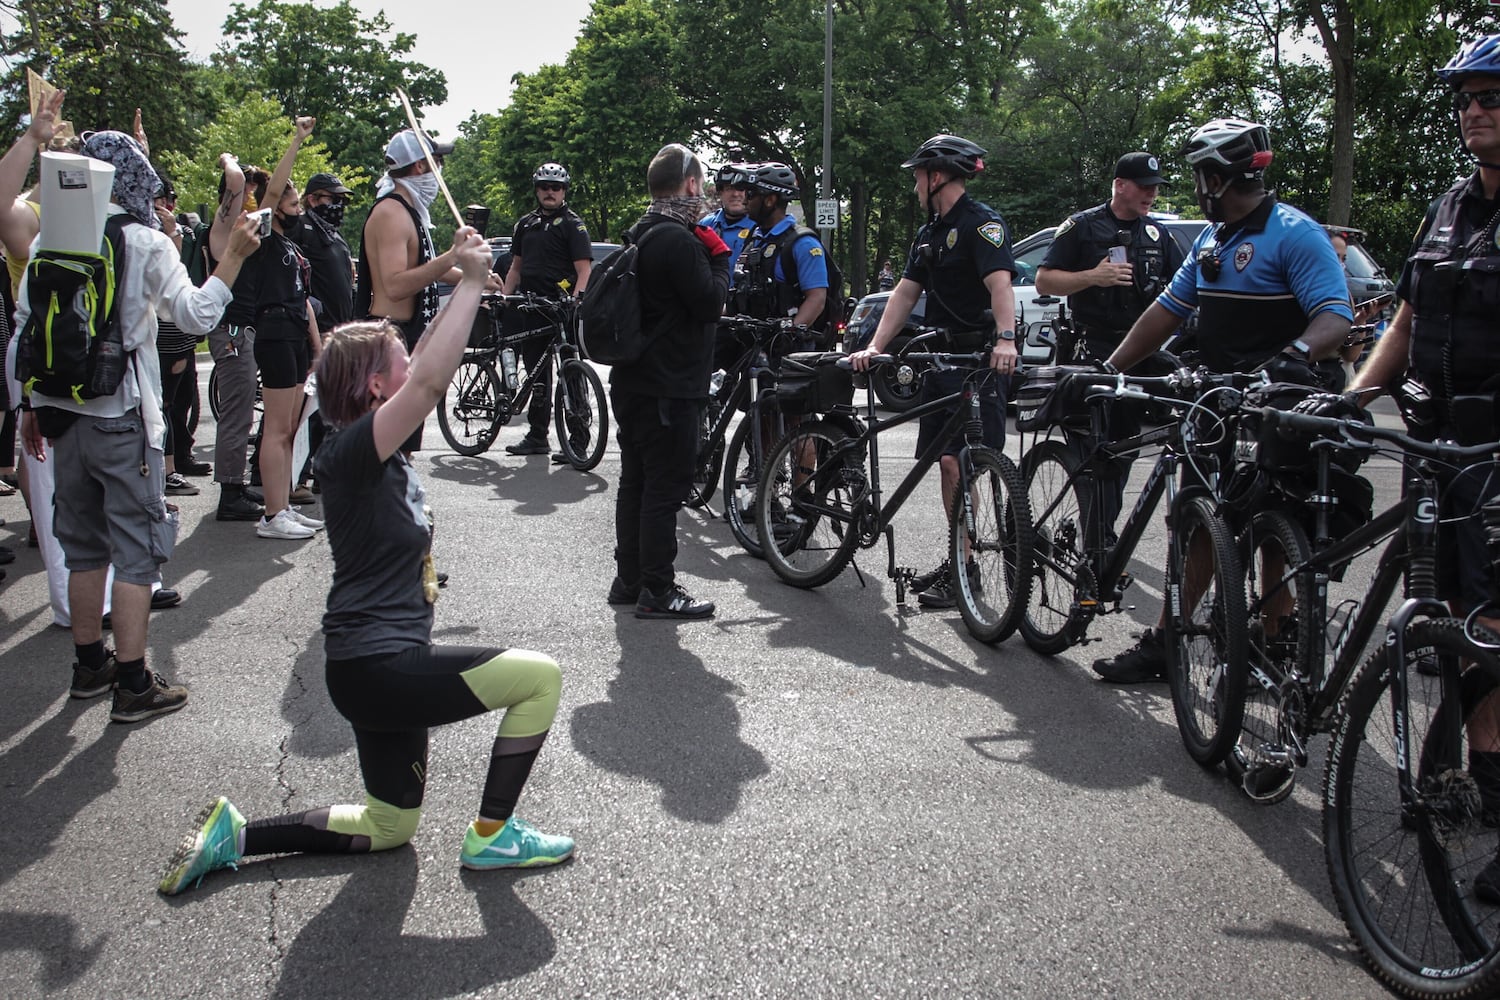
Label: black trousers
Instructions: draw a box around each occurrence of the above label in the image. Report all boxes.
[158,348,199,466]
[505,309,553,439]
[612,387,700,594]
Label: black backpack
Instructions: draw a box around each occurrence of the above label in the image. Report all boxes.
[740,225,845,346]
[17,214,134,403]
[578,223,669,365]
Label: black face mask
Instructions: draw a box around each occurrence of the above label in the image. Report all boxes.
[310,201,346,229]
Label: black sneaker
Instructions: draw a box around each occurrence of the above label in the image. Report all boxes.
[178,459,213,477]
[635,584,715,620]
[1477,855,1500,904]
[551,451,569,465]
[1092,628,1168,684]
[216,487,264,522]
[920,559,981,609]
[910,560,950,594]
[110,671,189,723]
[242,485,265,505]
[505,435,549,456]
[164,472,199,496]
[70,652,118,699]
[607,577,639,606]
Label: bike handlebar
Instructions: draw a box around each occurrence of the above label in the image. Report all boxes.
[1259,407,1500,465]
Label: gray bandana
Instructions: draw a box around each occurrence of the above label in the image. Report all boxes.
[648,195,705,228]
[81,131,162,230]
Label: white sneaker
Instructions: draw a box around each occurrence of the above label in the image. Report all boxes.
[256,509,315,540]
[286,506,324,531]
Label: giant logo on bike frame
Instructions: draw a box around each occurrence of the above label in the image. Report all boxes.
[1233,241,1254,272]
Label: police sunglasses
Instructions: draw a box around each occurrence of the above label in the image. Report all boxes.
[536,183,565,193]
[1453,89,1500,112]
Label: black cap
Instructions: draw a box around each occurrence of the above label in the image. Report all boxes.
[305,172,352,197]
[1114,151,1168,186]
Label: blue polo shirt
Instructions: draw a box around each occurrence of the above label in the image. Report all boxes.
[747,215,829,291]
[699,207,756,284]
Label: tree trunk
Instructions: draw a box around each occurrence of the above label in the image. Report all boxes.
[1310,0,1355,225]
[849,179,868,297]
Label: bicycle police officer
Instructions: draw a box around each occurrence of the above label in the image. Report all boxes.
[502,161,593,461]
[848,134,1017,610]
[699,163,755,283]
[1035,151,1185,541]
[733,161,829,344]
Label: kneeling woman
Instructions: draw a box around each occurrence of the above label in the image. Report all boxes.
[159,229,573,894]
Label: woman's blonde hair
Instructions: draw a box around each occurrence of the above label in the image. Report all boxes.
[316,321,404,428]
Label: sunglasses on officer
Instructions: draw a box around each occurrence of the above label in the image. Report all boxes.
[1453,89,1500,112]
[536,182,565,193]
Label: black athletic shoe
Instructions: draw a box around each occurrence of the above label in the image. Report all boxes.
[607,578,639,606]
[635,584,714,620]
[505,435,549,456]
[910,559,950,594]
[70,651,118,699]
[551,451,569,465]
[216,488,264,522]
[178,460,213,477]
[1092,628,1168,684]
[916,559,980,609]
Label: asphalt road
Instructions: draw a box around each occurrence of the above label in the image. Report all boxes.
[0,373,1401,999]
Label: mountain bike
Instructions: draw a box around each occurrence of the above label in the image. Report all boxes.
[757,337,1033,644]
[437,293,608,470]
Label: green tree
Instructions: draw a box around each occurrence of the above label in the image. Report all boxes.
[0,0,201,161]
[214,0,448,182]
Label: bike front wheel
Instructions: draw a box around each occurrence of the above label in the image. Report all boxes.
[951,448,1033,644]
[1325,618,1500,999]
[1164,493,1247,768]
[685,399,725,509]
[439,357,504,456]
[722,416,767,558]
[553,358,608,470]
[759,418,864,588]
[1019,439,1095,655]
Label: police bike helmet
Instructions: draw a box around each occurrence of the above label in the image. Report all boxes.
[1439,34,1500,86]
[900,134,986,177]
[1181,118,1273,181]
[533,162,570,188]
[716,162,752,188]
[745,162,799,198]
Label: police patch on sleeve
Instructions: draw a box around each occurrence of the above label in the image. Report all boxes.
[809,247,823,257]
[1056,217,1075,236]
[978,221,1007,248]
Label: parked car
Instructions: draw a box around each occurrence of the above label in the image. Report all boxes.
[1323,225,1396,313]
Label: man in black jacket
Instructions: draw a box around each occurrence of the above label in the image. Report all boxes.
[607,143,731,619]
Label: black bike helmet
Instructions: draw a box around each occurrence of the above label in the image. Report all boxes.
[900,134,986,177]
[745,162,799,198]
[716,162,752,188]
[533,162,570,187]
[1181,118,1273,180]
[1439,34,1500,86]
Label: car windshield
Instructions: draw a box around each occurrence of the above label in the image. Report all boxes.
[1342,242,1384,280]
[1013,245,1046,287]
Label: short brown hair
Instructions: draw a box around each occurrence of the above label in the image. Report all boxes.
[647,143,702,198]
[315,321,404,429]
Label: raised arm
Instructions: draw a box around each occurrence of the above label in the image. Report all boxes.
[0,87,62,259]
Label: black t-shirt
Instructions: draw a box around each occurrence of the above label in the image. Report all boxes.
[511,207,591,295]
[1041,203,1185,334]
[316,411,434,658]
[222,231,311,339]
[290,212,354,331]
[902,193,1016,334]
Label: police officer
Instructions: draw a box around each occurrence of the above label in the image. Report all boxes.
[501,161,593,460]
[699,162,755,283]
[733,161,829,344]
[1036,151,1184,538]
[848,134,1017,610]
[1346,35,1500,900]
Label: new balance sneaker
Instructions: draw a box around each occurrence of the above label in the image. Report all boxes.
[158,796,246,895]
[164,472,199,496]
[110,671,188,723]
[70,651,118,699]
[1092,628,1168,684]
[459,816,574,870]
[286,507,324,531]
[505,435,550,456]
[257,509,315,540]
[635,584,715,620]
[607,577,639,606]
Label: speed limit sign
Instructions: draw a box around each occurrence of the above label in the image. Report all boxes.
[815,198,839,229]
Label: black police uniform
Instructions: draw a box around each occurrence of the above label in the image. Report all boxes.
[508,206,592,440]
[1040,204,1183,360]
[1397,170,1500,608]
[902,191,1013,455]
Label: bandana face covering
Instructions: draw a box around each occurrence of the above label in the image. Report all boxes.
[80,130,161,229]
[310,201,346,229]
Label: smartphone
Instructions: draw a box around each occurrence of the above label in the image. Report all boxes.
[1358,292,1394,310]
[251,207,272,238]
[1108,246,1127,265]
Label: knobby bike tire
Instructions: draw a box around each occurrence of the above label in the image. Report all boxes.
[438,357,504,457]
[951,448,1033,644]
[685,399,725,509]
[554,359,608,471]
[1164,493,1248,768]
[758,418,863,588]
[1019,439,1096,655]
[1324,618,1500,999]
[1226,509,1314,803]
[722,416,768,558]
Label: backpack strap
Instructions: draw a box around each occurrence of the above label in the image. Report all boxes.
[774,225,825,296]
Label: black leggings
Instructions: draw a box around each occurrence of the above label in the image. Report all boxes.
[158,349,197,465]
[241,644,562,857]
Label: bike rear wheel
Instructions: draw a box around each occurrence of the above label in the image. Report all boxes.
[759,419,864,588]
[1019,439,1095,655]
[439,357,504,456]
[1227,509,1314,803]
[553,358,608,470]
[685,399,725,509]
[951,448,1033,644]
[1165,493,1247,768]
[1324,618,1500,999]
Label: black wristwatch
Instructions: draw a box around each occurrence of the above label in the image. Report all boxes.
[997,328,1016,342]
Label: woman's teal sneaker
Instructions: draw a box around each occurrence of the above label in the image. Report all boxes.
[460,816,574,870]
[159,797,246,895]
